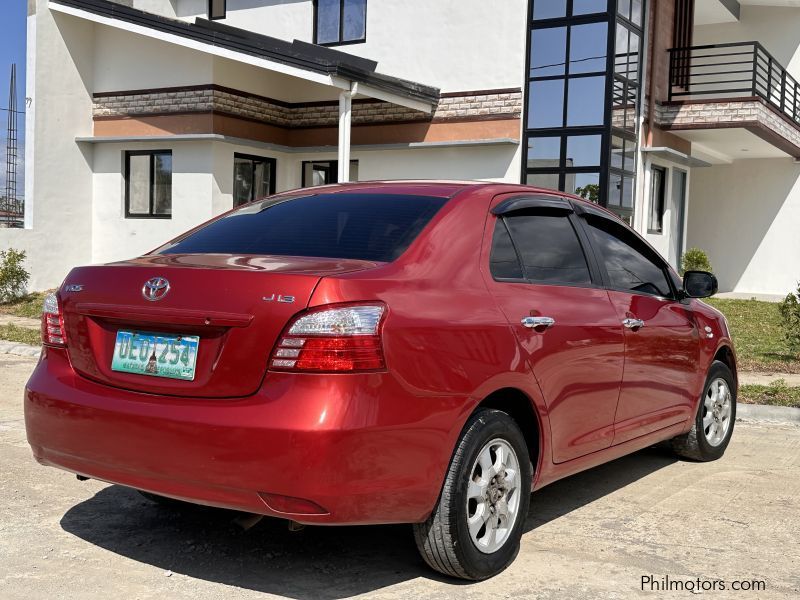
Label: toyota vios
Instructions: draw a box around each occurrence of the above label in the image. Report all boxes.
[25,182,736,580]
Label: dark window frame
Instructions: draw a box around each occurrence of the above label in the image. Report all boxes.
[234,153,277,207]
[313,0,368,47]
[124,150,173,220]
[489,208,603,289]
[523,1,646,224]
[208,0,226,21]
[301,159,360,187]
[648,165,666,234]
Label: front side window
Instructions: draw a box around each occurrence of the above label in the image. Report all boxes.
[125,150,172,218]
[158,193,446,262]
[315,0,367,46]
[648,166,666,233]
[491,211,592,286]
[234,154,276,207]
[585,216,672,297]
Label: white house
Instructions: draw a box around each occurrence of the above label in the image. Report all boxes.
[4,0,800,296]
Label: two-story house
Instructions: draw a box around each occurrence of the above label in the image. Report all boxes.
[4,0,800,296]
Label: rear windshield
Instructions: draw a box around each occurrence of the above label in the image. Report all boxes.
[156,193,448,262]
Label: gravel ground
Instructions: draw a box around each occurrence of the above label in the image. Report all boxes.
[1,353,799,599]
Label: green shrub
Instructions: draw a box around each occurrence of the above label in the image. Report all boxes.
[779,282,800,355]
[680,247,712,275]
[0,248,30,303]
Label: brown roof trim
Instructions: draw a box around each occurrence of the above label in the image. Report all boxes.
[94,109,520,128]
[94,84,522,108]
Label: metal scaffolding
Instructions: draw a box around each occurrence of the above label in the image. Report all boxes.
[2,63,22,228]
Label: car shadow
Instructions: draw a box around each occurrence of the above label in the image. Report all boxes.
[59,446,677,598]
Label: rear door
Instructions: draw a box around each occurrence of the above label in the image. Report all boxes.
[482,194,625,463]
[576,208,700,443]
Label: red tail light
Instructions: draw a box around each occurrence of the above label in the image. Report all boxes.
[42,293,66,347]
[270,304,385,373]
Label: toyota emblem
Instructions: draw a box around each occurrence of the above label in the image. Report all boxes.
[142,277,170,301]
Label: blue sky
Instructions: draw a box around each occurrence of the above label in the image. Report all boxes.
[0,0,26,195]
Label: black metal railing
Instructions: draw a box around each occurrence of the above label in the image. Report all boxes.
[668,41,800,126]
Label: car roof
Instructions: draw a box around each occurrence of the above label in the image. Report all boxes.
[268,180,618,218]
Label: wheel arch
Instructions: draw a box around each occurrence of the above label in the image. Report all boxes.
[713,344,738,386]
[474,387,545,487]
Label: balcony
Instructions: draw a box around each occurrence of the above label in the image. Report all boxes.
[659,42,800,161]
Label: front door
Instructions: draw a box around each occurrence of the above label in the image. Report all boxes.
[483,195,625,463]
[579,212,700,443]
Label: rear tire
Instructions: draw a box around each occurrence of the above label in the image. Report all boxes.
[671,360,736,461]
[413,408,532,580]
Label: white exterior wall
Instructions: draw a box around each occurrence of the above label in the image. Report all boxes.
[694,6,800,79]
[1,2,96,291]
[175,0,528,92]
[684,5,800,295]
[91,141,216,263]
[87,140,522,267]
[686,159,800,295]
[94,25,213,91]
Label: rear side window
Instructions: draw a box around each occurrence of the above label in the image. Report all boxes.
[490,219,524,280]
[584,216,673,297]
[158,193,447,262]
[492,211,592,286]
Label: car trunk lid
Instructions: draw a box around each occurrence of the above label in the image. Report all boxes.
[60,254,380,398]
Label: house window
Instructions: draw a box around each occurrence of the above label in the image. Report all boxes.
[648,166,666,234]
[315,0,367,46]
[208,0,226,20]
[301,160,359,187]
[234,154,276,207]
[125,151,172,219]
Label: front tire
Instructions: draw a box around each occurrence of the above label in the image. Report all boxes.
[413,408,532,580]
[671,360,736,461]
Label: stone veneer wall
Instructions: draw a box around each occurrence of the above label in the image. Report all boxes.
[656,98,800,152]
[92,86,523,127]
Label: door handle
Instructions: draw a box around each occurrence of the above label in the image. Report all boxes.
[521,316,555,330]
[622,318,645,330]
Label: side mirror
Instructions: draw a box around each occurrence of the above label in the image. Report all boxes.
[682,271,718,299]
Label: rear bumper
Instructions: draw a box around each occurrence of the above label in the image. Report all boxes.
[24,348,462,525]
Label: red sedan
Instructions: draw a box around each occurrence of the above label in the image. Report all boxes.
[24,182,736,580]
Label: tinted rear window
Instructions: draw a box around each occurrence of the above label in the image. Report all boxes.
[157,193,448,262]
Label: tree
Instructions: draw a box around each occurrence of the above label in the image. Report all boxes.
[574,183,600,204]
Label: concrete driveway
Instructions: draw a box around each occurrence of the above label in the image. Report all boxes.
[1,353,799,599]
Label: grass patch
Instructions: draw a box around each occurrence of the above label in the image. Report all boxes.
[0,324,41,346]
[739,380,800,409]
[0,291,48,319]
[704,298,800,373]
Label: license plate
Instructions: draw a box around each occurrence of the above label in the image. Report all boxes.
[111,330,199,381]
